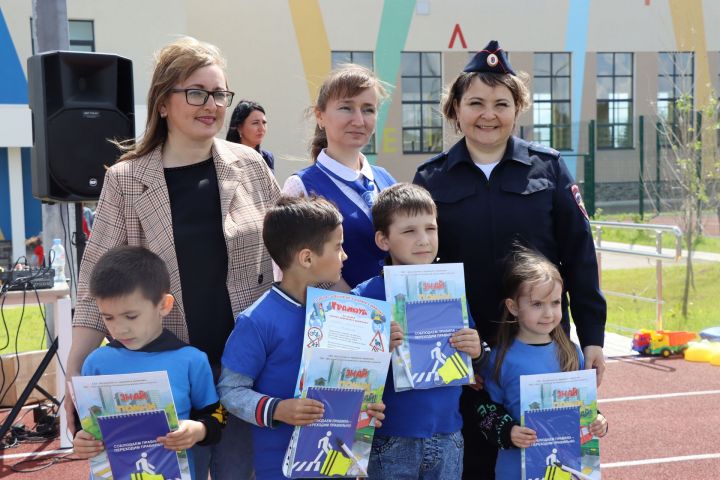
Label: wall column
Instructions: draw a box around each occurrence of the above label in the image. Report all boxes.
[8,146,25,262]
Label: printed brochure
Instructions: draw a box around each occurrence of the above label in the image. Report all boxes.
[520,369,600,480]
[383,263,473,391]
[71,371,190,480]
[284,347,391,478]
[294,288,392,397]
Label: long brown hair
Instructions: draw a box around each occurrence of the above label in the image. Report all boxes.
[116,37,227,161]
[309,64,388,161]
[493,244,579,383]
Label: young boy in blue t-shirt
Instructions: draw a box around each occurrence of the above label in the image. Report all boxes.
[72,246,223,478]
[218,196,386,480]
[351,183,482,479]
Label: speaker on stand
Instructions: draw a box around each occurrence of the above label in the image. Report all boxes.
[27,50,134,275]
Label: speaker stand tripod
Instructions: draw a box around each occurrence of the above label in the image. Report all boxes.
[0,337,60,444]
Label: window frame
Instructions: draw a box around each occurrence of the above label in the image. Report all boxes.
[532,52,572,151]
[657,51,694,132]
[69,19,95,52]
[596,52,634,150]
[401,51,443,154]
[29,18,95,53]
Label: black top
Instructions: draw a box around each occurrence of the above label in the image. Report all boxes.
[414,136,606,348]
[164,158,234,368]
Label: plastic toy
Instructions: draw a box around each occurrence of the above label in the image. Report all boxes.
[631,329,696,357]
[699,326,720,342]
[684,340,720,363]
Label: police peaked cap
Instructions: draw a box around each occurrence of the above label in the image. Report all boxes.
[463,40,516,75]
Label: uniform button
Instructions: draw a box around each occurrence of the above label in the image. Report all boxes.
[258,274,264,284]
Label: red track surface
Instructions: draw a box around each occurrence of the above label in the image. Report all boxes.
[1,355,719,478]
[599,356,720,479]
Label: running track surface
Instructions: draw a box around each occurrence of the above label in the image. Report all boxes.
[599,355,720,479]
[1,355,719,478]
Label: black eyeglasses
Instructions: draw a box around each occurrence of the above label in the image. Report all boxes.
[170,88,235,107]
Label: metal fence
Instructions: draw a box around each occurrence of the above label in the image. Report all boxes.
[520,114,717,218]
[591,220,683,330]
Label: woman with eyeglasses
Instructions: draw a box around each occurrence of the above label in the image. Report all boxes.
[68,37,280,479]
[226,100,274,172]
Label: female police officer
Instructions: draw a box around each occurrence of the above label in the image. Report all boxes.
[413,41,606,479]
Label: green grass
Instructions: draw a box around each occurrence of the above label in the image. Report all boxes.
[602,262,720,334]
[592,212,720,253]
[0,305,48,355]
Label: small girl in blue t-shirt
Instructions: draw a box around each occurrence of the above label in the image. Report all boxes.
[482,245,608,479]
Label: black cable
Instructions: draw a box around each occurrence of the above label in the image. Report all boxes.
[9,450,79,473]
[0,289,28,404]
[0,262,67,448]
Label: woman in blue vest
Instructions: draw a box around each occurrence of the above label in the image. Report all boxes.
[282,65,396,290]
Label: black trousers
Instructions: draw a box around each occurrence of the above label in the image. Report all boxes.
[460,387,498,480]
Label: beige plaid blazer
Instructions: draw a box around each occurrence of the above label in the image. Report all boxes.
[74,138,281,342]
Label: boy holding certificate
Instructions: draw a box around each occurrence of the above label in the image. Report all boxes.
[71,247,224,477]
[351,183,482,479]
[218,196,386,480]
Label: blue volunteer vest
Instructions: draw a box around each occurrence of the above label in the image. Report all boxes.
[296,163,395,288]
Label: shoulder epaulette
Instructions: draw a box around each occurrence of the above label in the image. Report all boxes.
[527,142,561,158]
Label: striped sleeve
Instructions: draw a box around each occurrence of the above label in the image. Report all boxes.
[217,366,282,428]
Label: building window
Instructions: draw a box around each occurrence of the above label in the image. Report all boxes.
[331,51,376,154]
[331,51,373,70]
[533,52,571,150]
[69,20,95,52]
[30,19,95,53]
[401,52,442,153]
[657,52,694,127]
[597,53,633,149]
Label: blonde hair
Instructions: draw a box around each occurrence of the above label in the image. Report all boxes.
[117,37,227,161]
[442,71,531,134]
[493,244,579,383]
[310,64,388,160]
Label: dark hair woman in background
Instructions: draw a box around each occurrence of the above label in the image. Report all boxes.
[226,99,275,171]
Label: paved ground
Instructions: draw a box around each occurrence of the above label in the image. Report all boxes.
[4,335,718,479]
[599,356,720,479]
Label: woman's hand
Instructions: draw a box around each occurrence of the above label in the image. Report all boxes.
[510,425,537,449]
[366,402,386,429]
[73,429,104,459]
[274,398,324,426]
[450,328,481,359]
[583,345,606,386]
[389,321,404,352]
[157,420,206,451]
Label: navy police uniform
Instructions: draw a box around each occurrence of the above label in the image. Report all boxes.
[414,136,606,480]
[414,135,606,347]
[414,40,606,480]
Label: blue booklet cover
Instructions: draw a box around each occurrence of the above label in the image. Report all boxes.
[520,370,600,479]
[97,409,182,480]
[284,387,364,478]
[406,298,467,387]
[383,264,473,391]
[523,407,581,480]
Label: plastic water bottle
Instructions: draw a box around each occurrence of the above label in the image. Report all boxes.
[50,238,66,283]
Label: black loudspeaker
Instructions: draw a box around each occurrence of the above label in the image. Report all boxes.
[28,51,134,202]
